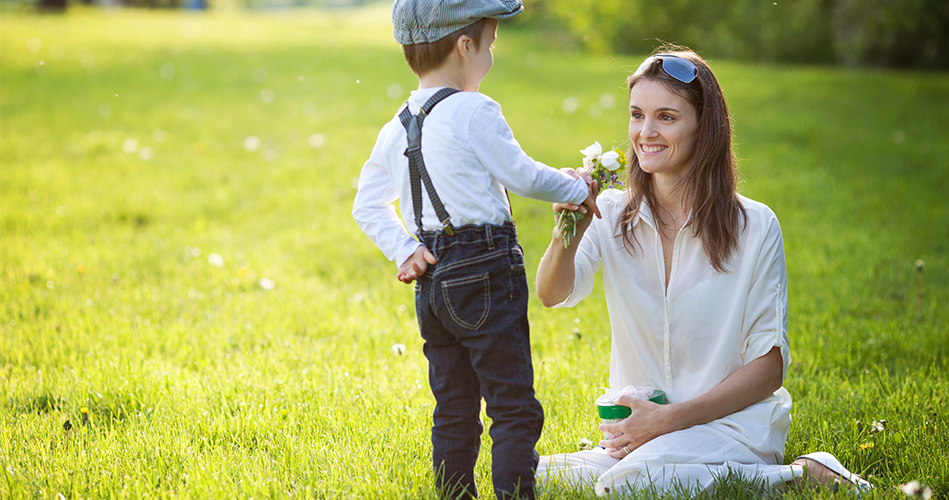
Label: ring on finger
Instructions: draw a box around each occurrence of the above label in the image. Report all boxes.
[623,445,631,455]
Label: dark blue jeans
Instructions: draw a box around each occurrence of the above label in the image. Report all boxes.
[415,222,544,500]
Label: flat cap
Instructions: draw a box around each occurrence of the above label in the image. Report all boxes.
[392,0,523,45]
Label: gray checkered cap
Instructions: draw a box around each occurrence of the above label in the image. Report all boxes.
[392,0,523,45]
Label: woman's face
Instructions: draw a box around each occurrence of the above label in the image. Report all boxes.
[628,79,699,180]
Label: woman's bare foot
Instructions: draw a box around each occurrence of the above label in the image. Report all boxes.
[791,457,842,491]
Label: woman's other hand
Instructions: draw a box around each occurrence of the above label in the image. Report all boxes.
[598,395,676,459]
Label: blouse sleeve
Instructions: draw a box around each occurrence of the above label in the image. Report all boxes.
[739,212,791,379]
[553,209,603,308]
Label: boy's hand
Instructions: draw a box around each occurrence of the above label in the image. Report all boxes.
[560,168,602,220]
[397,245,437,284]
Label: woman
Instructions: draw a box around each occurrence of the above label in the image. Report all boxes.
[534,48,872,495]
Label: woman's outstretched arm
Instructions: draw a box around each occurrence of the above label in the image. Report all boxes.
[599,346,784,458]
[536,170,599,307]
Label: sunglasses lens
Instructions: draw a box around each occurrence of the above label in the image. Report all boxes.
[658,57,698,83]
[635,55,698,84]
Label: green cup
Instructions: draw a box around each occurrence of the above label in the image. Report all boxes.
[596,390,665,440]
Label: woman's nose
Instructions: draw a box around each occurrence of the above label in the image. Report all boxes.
[640,119,659,138]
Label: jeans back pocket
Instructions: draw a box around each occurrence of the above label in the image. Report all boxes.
[441,272,491,331]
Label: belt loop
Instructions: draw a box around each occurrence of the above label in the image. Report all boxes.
[486,224,494,250]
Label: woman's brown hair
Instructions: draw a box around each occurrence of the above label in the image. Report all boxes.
[618,46,745,272]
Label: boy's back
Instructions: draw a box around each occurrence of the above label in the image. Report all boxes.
[354,87,589,268]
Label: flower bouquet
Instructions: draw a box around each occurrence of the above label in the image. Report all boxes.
[555,141,627,248]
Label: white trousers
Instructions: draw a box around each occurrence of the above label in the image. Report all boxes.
[537,423,804,496]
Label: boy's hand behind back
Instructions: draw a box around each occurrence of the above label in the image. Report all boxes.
[397,245,438,284]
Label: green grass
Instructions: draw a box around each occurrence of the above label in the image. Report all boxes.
[2,4,948,499]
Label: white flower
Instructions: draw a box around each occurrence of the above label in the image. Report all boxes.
[259,278,275,290]
[391,343,406,355]
[600,150,621,171]
[580,141,603,159]
[580,141,621,171]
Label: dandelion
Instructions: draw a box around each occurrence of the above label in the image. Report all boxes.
[594,482,610,497]
[897,480,933,499]
[138,146,154,161]
[391,343,406,355]
[243,136,261,152]
[259,278,275,290]
[308,133,327,149]
[122,138,139,154]
[80,407,89,425]
[207,253,225,268]
[859,442,874,451]
[238,266,250,277]
[578,438,594,450]
[76,264,85,274]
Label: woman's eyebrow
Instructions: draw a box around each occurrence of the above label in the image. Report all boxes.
[629,105,682,113]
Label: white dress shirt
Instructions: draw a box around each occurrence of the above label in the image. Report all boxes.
[352,87,589,268]
[539,188,797,493]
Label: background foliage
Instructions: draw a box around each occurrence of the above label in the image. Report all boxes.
[518,0,949,69]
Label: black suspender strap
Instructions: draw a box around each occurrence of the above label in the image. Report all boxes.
[398,87,459,236]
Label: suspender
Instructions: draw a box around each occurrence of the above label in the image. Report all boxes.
[399,88,459,236]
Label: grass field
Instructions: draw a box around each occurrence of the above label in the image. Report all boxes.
[2,4,948,499]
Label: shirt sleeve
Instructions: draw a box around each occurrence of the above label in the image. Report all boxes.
[553,208,603,308]
[467,100,588,205]
[351,129,423,268]
[739,212,791,379]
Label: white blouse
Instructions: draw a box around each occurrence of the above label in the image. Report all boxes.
[557,189,790,403]
[540,189,799,494]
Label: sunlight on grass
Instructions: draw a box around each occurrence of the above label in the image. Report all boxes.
[2,6,947,499]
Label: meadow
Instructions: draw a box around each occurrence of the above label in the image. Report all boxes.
[1,4,947,499]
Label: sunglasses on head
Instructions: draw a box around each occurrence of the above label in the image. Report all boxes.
[634,54,698,84]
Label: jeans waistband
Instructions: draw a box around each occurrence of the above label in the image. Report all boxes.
[418,221,517,251]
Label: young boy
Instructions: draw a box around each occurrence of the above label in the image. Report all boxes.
[352,1,598,498]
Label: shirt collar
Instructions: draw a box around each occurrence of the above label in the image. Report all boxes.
[631,199,693,232]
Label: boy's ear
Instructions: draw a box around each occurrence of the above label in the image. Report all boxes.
[455,34,473,61]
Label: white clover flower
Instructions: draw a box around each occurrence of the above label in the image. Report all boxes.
[259,277,275,290]
[580,141,621,171]
[391,343,406,355]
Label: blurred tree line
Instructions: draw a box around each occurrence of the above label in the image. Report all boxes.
[518,0,948,69]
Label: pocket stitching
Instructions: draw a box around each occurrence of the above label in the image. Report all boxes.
[442,273,490,331]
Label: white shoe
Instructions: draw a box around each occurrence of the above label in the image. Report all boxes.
[796,452,873,494]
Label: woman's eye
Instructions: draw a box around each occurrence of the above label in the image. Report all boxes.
[660,114,675,121]
[631,111,643,119]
